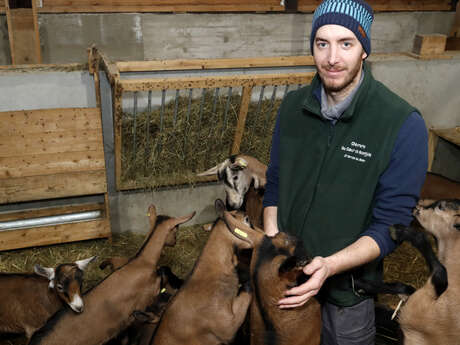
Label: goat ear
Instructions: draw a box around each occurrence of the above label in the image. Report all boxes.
[147,204,157,230]
[223,210,264,246]
[169,211,196,228]
[215,199,226,217]
[34,264,55,282]
[75,256,97,271]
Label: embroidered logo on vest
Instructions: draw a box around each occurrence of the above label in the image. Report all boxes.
[341,141,372,163]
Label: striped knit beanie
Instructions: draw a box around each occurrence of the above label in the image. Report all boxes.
[310,0,374,56]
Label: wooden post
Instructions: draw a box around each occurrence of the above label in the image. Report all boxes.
[427,129,439,172]
[113,81,123,191]
[5,0,42,65]
[231,85,253,155]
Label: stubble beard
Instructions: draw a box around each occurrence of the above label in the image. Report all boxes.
[321,58,363,94]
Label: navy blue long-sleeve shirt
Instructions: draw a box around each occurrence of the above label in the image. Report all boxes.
[263,107,428,260]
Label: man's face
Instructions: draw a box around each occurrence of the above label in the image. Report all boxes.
[313,24,367,93]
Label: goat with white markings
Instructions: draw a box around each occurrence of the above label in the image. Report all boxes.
[0,256,95,340]
[198,154,267,228]
[29,205,195,345]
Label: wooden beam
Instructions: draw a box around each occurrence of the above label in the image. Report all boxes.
[0,0,452,13]
[5,1,42,64]
[298,0,451,12]
[231,86,253,155]
[119,72,315,92]
[116,55,315,73]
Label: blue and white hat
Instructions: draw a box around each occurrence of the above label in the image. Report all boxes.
[310,0,374,56]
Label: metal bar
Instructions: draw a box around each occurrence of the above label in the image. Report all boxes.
[132,91,138,159]
[0,211,102,232]
[266,85,278,123]
[173,89,179,127]
[212,87,220,114]
[186,88,193,122]
[223,87,233,132]
[144,90,152,176]
[283,84,290,99]
[256,85,265,118]
[198,88,206,127]
[160,89,166,131]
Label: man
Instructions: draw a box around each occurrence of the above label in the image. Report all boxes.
[262,0,428,344]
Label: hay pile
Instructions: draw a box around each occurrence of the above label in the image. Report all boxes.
[121,90,281,189]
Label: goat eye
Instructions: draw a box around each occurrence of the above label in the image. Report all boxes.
[233,175,238,181]
[56,284,64,292]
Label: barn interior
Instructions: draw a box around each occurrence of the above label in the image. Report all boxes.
[0,1,459,344]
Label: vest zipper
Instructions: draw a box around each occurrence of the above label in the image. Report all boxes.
[328,121,335,146]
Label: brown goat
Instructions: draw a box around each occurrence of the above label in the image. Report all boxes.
[222,210,322,345]
[106,266,184,345]
[29,205,195,345]
[397,199,460,345]
[151,200,253,345]
[0,256,95,339]
[198,154,267,228]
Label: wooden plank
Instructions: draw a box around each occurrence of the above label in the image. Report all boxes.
[0,203,106,222]
[119,72,315,92]
[298,0,451,12]
[432,127,460,146]
[231,86,253,155]
[0,108,102,136]
[116,55,316,72]
[0,170,108,204]
[0,150,106,179]
[0,219,110,251]
[0,129,104,157]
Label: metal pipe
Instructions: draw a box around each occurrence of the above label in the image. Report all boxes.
[0,210,102,232]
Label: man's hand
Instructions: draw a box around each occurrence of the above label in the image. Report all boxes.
[278,256,330,308]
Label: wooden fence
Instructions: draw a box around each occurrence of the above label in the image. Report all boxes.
[0,0,454,13]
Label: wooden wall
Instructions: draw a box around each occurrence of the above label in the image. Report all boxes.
[0,0,454,13]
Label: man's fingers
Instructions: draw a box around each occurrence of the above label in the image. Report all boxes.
[278,289,319,308]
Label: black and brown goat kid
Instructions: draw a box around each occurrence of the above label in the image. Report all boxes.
[222,210,322,345]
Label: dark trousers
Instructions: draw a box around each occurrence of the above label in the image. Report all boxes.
[321,298,376,345]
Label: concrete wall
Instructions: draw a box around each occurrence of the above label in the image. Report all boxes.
[0,12,456,64]
[0,10,458,234]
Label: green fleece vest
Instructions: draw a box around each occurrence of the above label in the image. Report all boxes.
[278,64,416,306]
